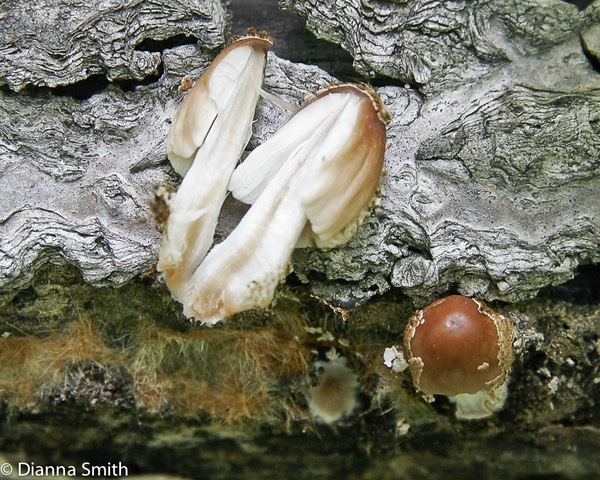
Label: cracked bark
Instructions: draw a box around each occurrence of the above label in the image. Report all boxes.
[1,0,599,307]
[0,0,226,289]
[0,0,227,91]
[283,0,600,305]
[0,1,599,477]
[280,0,598,93]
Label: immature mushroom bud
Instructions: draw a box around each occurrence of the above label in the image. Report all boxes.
[157,31,274,301]
[403,295,514,419]
[181,83,389,324]
[308,356,359,424]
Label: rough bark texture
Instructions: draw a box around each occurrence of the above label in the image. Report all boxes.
[280,0,599,94]
[283,0,600,305]
[0,0,227,91]
[0,0,599,478]
[2,0,599,307]
[0,0,226,290]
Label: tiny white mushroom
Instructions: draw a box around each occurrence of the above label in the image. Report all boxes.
[181,84,389,324]
[308,356,359,424]
[157,32,274,301]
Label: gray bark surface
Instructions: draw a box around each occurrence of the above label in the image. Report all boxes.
[0,0,226,289]
[0,44,215,289]
[282,0,600,305]
[281,0,598,94]
[0,0,227,91]
[1,0,599,308]
[295,38,600,305]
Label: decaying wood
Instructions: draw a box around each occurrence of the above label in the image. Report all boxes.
[1,0,599,309]
[282,0,600,304]
[0,0,227,91]
[0,0,226,289]
[281,0,598,94]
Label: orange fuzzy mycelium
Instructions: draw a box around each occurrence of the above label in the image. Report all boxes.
[0,320,117,407]
[0,311,310,423]
[129,321,309,421]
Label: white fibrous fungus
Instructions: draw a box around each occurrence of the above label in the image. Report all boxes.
[157,30,274,301]
[403,295,514,419]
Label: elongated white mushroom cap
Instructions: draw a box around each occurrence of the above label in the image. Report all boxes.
[230,83,390,248]
[158,32,274,301]
[166,34,274,176]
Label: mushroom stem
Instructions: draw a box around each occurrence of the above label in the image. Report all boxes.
[182,156,308,323]
[450,381,509,420]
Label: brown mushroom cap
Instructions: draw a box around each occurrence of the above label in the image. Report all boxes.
[403,295,513,397]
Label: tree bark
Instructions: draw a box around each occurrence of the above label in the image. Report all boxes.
[2,0,599,307]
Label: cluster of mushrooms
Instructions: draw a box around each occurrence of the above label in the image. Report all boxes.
[158,30,515,420]
[157,30,389,324]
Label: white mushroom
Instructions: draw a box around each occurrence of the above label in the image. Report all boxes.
[308,356,359,424]
[157,32,274,301]
[181,84,389,324]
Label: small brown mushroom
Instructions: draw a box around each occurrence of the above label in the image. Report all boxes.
[403,295,514,419]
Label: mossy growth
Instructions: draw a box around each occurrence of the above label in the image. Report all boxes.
[0,264,314,424]
[0,262,599,440]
